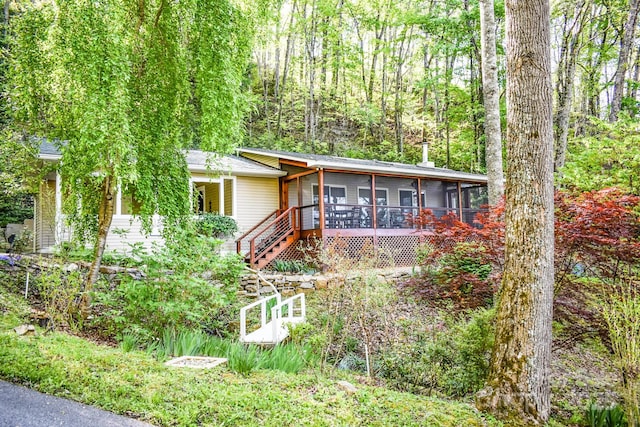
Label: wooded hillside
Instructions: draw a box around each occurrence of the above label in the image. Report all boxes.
[242,0,640,181]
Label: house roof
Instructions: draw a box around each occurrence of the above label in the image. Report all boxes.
[38,141,286,178]
[237,147,488,183]
[186,150,285,177]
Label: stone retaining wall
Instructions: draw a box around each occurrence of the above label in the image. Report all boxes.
[238,268,414,297]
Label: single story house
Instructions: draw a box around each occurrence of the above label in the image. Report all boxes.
[34,143,487,267]
[234,148,488,268]
[35,142,286,254]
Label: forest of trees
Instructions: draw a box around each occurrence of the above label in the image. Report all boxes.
[242,0,639,188]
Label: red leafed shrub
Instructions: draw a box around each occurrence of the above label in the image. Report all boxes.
[402,204,505,309]
[402,188,640,328]
[554,189,640,346]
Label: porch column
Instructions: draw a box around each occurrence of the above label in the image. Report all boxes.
[318,169,325,230]
[55,171,62,245]
[371,174,377,229]
[219,179,225,214]
[457,182,463,221]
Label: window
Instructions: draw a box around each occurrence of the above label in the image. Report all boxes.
[358,188,388,206]
[399,189,417,207]
[312,185,347,205]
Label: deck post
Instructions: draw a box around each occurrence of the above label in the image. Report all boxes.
[371,174,377,229]
[457,182,463,221]
[319,169,325,230]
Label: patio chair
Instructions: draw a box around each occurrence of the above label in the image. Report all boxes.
[390,210,405,228]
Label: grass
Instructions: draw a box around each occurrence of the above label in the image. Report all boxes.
[0,325,499,426]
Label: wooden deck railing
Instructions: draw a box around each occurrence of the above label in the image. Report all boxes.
[235,207,300,266]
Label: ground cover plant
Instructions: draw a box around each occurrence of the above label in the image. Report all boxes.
[0,307,499,426]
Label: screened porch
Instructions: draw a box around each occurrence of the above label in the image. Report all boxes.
[282,169,488,236]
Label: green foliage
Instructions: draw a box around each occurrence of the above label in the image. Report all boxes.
[120,334,139,353]
[35,266,84,331]
[585,403,627,427]
[194,213,238,238]
[0,271,30,328]
[91,225,244,340]
[148,326,316,375]
[0,194,32,228]
[560,117,640,194]
[600,283,640,426]
[226,344,261,376]
[8,0,253,251]
[0,327,501,426]
[379,308,495,397]
[271,259,308,273]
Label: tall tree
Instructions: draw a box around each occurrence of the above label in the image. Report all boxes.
[478,0,504,205]
[475,0,555,424]
[9,0,252,302]
[553,0,587,172]
[609,0,640,122]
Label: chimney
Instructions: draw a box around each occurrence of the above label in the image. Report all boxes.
[418,142,435,168]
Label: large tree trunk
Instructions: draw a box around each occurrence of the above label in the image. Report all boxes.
[475,0,555,425]
[479,0,504,205]
[609,0,640,122]
[84,175,116,310]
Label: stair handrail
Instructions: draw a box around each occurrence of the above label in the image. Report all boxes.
[235,209,283,254]
[244,207,299,265]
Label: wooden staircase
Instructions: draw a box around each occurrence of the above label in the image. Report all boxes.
[235,207,300,269]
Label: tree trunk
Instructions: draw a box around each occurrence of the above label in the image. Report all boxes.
[609,0,640,122]
[553,1,586,172]
[475,0,555,425]
[479,0,504,205]
[84,175,116,310]
[629,44,640,103]
[276,0,297,138]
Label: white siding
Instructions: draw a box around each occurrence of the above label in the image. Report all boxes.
[104,215,164,253]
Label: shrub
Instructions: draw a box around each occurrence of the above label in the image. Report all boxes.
[404,241,495,310]
[36,265,84,330]
[272,259,307,273]
[585,402,627,427]
[91,222,244,340]
[194,213,238,238]
[600,283,640,427]
[379,308,495,397]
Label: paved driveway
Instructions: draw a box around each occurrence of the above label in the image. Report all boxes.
[0,380,154,427]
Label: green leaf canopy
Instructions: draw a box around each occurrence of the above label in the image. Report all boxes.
[8,0,252,237]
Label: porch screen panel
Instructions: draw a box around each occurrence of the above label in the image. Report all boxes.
[376,176,417,228]
[300,173,317,230]
[420,180,449,218]
[461,183,487,225]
